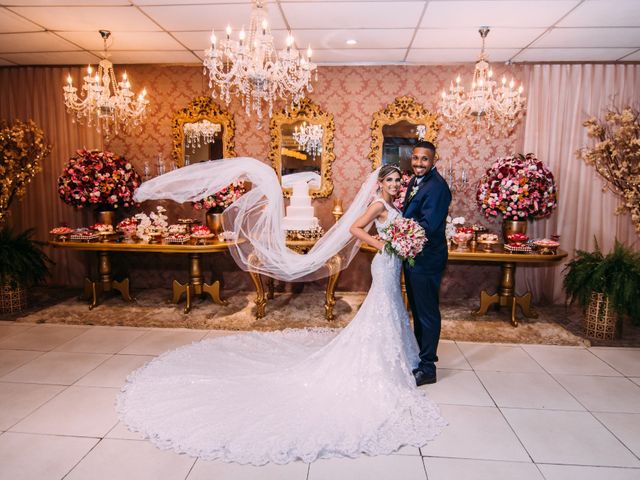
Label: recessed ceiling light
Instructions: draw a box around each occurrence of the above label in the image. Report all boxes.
[346,39,357,46]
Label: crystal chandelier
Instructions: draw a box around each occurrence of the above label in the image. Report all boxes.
[293,123,323,158]
[184,120,222,151]
[63,30,148,139]
[203,0,317,123]
[416,124,426,141]
[438,27,525,136]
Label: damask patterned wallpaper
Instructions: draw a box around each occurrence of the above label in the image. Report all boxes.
[106,64,527,298]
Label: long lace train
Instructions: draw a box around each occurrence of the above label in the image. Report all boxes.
[117,229,446,465]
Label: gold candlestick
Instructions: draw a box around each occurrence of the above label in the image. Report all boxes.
[331,198,344,223]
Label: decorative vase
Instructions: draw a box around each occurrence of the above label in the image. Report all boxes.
[585,292,620,340]
[0,283,27,314]
[206,210,224,235]
[96,209,115,226]
[502,219,528,242]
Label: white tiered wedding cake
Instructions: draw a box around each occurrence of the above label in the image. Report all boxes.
[282,181,319,231]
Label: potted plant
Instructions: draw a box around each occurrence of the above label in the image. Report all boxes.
[563,240,640,339]
[476,153,558,240]
[57,149,142,225]
[0,226,52,313]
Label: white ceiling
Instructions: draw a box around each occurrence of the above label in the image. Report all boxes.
[0,0,638,66]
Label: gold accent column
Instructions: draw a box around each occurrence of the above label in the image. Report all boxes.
[324,255,342,322]
[171,252,228,313]
[83,251,133,310]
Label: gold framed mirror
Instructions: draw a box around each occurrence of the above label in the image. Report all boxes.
[268,98,335,198]
[368,96,439,170]
[172,96,236,167]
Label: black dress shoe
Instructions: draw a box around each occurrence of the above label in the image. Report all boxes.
[414,369,437,386]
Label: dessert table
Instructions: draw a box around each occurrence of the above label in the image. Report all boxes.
[360,244,567,326]
[50,239,233,313]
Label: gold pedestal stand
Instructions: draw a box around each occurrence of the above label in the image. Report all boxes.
[170,253,228,313]
[472,261,537,326]
[83,251,133,310]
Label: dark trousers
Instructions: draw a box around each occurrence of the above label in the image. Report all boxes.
[404,268,443,376]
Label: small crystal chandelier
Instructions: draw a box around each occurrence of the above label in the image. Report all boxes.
[184,120,222,151]
[293,123,323,158]
[416,124,426,141]
[63,30,148,139]
[203,0,317,123]
[438,27,525,136]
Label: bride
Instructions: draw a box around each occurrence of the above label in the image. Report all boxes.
[117,159,446,465]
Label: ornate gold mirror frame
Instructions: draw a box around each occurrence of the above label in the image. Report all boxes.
[268,98,335,198]
[368,95,439,169]
[172,96,236,167]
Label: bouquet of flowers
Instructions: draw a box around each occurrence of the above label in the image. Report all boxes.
[379,217,427,267]
[192,181,246,214]
[57,149,141,210]
[393,170,413,210]
[476,153,557,220]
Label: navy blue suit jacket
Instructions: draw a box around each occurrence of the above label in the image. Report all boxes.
[402,167,452,274]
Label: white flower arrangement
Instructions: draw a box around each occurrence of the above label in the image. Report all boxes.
[134,206,169,242]
[445,215,465,241]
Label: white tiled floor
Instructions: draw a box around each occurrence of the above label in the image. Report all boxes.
[0,323,639,480]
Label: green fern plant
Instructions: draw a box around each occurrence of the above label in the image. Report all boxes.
[0,226,52,288]
[563,239,640,325]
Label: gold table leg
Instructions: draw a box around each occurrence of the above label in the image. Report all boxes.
[324,255,342,322]
[83,277,101,310]
[171,253,228,313]
[248,271,266,319]
[171,279,191,313]
[83,251,133,309]
[472,262,537,327]
[247,253,267,319]
[473,290,500,316]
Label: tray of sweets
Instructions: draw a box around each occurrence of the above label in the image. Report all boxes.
[164,234,191,244]
[504,242,532,254]
[506,232,529,243]
[177,218,200,225]
[70,230,99,242]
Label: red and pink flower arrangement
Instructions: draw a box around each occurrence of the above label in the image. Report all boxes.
[192,181,246,214]
[57,149,141,210]
[379,217,427,267]
[476,153,557,220]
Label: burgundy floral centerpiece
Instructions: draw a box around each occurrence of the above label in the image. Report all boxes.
[476,153,557,240]
[192,181,246,235]
[57,149,141,214]
[191,181,246,214]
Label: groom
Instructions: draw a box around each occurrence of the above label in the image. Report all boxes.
[403,141,452,386]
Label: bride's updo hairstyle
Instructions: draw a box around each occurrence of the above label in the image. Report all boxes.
[378,164,402,181]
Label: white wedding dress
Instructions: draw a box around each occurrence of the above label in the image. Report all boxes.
[117,198,446,465]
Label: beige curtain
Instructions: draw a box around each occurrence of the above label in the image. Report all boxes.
[0,67,104,285]
[519,64,640,303]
